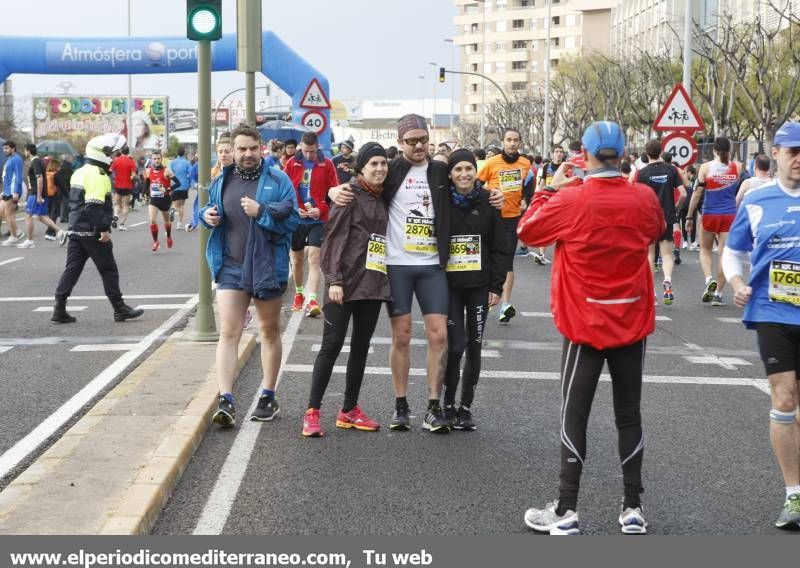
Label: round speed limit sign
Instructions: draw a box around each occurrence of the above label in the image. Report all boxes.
[301,110,327,134]
[661,132,698,168]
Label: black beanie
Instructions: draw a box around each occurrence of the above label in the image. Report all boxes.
[447,148,477,173]
[356,142,387,173]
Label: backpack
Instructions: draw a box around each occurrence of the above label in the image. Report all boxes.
[46,170,58,197]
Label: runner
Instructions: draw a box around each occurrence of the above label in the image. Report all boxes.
[723,121,800,530]
[110,146,136,231]
[518,121,665,535]
[144,150,178,253]
[635,140,686,305]
[302,142,391,437]
[16,144,63,249]
[442,149,510,431]
[284,132,338,317]
[736,153,772,207]
[531,145,566,265]
[686,137,744,305]
[332,139,356,183]
[169,146,192,230]
[200,124,299,427]
[0,140,25,246]
[477,128,531,323]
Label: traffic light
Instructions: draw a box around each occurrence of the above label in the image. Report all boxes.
[186,0,222,41]
[439,67,446,83]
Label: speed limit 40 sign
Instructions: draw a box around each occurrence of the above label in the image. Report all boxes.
[661,132,698,168]
[301,110,328,135]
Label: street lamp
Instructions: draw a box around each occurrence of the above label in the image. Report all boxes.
[444,38,456,139]
[418,75,426,123]
[429,62,438,133]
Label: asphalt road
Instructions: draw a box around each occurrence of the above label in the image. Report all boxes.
[0,198,201,484]
[154,245,794,536]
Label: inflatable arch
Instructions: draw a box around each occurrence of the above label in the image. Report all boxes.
[0,32,331,148]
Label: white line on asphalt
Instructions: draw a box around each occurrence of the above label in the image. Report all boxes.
[0,346,12,354]
[684,355,752,369]
[70,344,139,352]
[0,294,195,302]
[0,295,199,481]
[134,304,188,310]
[128,221,148,227]
[33,306,87,312]
[717,317,741,324]
[0,257,23,267]
[655,315,672,321]
[520,312,552,317]
[194,310,303,535]
[481,349,501,358]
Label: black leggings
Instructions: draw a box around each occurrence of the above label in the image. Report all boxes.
[444,286,489,408]
[308,300,382,411]
[558,338,646,512]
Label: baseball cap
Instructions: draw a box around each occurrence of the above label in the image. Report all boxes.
[774,122,800,147]
[581,121,625,159]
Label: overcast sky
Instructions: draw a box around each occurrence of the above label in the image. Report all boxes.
[1,0,458,109]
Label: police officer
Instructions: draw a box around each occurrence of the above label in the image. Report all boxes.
[51,134,144,324]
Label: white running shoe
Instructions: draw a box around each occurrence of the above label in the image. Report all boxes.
[44,234,56,241]
[15,239,34,249]
[524,501,580,535]
[118,224,128,231]
[1,234,21,246]
[619,506,648,534]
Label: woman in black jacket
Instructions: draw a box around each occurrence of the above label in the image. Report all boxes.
[443,149,510,430]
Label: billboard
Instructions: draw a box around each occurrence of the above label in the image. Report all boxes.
[169,107,230,132]
[33,95,168,151]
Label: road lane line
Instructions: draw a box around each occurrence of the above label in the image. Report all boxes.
[0,346,12,354]
[33,306,87,312]
[0,294,195,302]
[0,295,199,481]
[128,221,148,227]
[194,311,303,535]
[134,304,190,310]
[717,317,741,324]
[70,344,139,352]
[0,257,23,267]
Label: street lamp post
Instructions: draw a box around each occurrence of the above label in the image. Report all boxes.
[683,0,692,97]
[444,39,455,140]
[418,75,426,124]
[429,62,438,135]
[127,0,133,146]
[543,0,551,156]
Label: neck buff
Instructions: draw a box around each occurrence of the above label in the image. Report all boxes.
[501,151,520,164]
[450,181,483,208]
[585,166,623,179]
[233,159,264,181]
[356,175,383,198]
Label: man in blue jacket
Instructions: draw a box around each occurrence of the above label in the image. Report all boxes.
[1,140,25,245]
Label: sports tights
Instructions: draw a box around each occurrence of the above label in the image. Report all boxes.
[444,286,489,408]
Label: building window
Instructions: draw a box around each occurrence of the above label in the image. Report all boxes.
[512,19,525,29]
[519,0,534,6]
[531,18,538,29]
[552,16,560,26]
[512,82,527,91]
[472,84,478,92]
[495,41,506,51]
[484,63,492,74]
[472,63,478,72]
[512,61,527,70]
[471,23,479,33]
[496,62,507,73]
[552,37,560,47]
[497,0,508,8]
[512,40,528,49]
[496,20,508,32]
[471,104,478,113]
[532,39,539,51]
[566,14,577,27]
[470,43,478,53]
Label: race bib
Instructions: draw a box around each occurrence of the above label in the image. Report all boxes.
[404,215,436,254]
[365,234,387,274]
[150,183,164,198]
[446,235,481,272]
[499,169,522,192]
[769,260,800,305]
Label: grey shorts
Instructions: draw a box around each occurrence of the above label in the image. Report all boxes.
[386,264,449,317]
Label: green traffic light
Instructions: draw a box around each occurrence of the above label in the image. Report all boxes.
[186,0,222,41]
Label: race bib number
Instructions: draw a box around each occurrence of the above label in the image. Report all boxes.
[404,216,436,254]
[365,234,387,274]
[150,183,164,198]
[499,169,522,192]
[769,260,800,305]
[446,235,481,272]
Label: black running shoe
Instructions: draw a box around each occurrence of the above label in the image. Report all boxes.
[423,407,451,434]
[212,396,235,427]
[673,248,682,265]
[389,405,411,431]
[442,404,457,428]
[251,396,280,421]
[455,406,476,431]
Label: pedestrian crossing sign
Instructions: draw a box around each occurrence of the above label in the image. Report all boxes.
[300,79,331,110]
[653,83,705,133]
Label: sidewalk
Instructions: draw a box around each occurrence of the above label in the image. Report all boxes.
[0,316,256,535]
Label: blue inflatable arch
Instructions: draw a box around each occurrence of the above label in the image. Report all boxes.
[0,32,331,148]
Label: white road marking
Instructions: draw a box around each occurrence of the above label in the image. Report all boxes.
[684,355,752,369]
[0,257,23,267]
[194,311,303,535]
[70,344,139,352]
[128,221,148,227]
[520,312,552,317]
[717,317,741,324]
[482,349,501,358]
[134,304,188,310]
[655,315,672,321]
[0,294,195,302]
[311,344,374,354]
[33,306,87,312]
[0,346,12,354]
[0,295,199,481]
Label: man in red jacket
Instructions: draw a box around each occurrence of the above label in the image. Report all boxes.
[518,121,665,535]
[284,132,337,317]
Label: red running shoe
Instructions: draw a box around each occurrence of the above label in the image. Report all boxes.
[306,299,321,318]
[335,405,380,431]
[291,293,304,311]
[151,240,160,253]
[302,408,323,437]
[166,236,174,249]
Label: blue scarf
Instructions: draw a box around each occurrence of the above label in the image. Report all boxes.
[450,182,482,208]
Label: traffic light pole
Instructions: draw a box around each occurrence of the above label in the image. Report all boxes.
[188,39,218,341]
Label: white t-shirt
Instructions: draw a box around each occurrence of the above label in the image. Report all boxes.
[386,165,438,265]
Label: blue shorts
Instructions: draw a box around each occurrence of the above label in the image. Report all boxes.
[216,257,287,300]
[386,264,449,317]
[25,195,49,217]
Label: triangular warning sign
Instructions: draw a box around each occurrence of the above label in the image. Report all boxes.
[300,79,331,110]
[653,84,705,132]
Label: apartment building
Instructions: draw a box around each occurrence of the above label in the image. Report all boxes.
[452,0,616,122]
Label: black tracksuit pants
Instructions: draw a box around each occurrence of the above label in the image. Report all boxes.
[55,238,122,305]
[444,286,489,408]
[558,338,646,512]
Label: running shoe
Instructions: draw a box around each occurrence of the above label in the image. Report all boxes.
[389,405,411,431]
[619,506,648,534]
[15,239,34,249]
[442,404,457,428]
[701,279,718,303]
[663,281,674,306]
[44,234,56,241]
[681,241,688,250]
[291,293,305,311]
[711,294,725,306]
[1,233,22,246]
[423,406,451,434]
[454,406,476,431]
[152,241,160,253]
[532,252,545,265]
[538,255,551,265]
[498,303,516,323]
[524,501,580,535]
[176,222,184,230]
[775,493,800,529]
[211,396,235,427]
[335,405,380,431]
[306,299,322,318]
[118,224,128,231]
[515,246,529,257]
[169,207,176,222]
[166,235,174,249]
[302,408,324,438]
[673,248,681,265]
[251,395,280,421]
